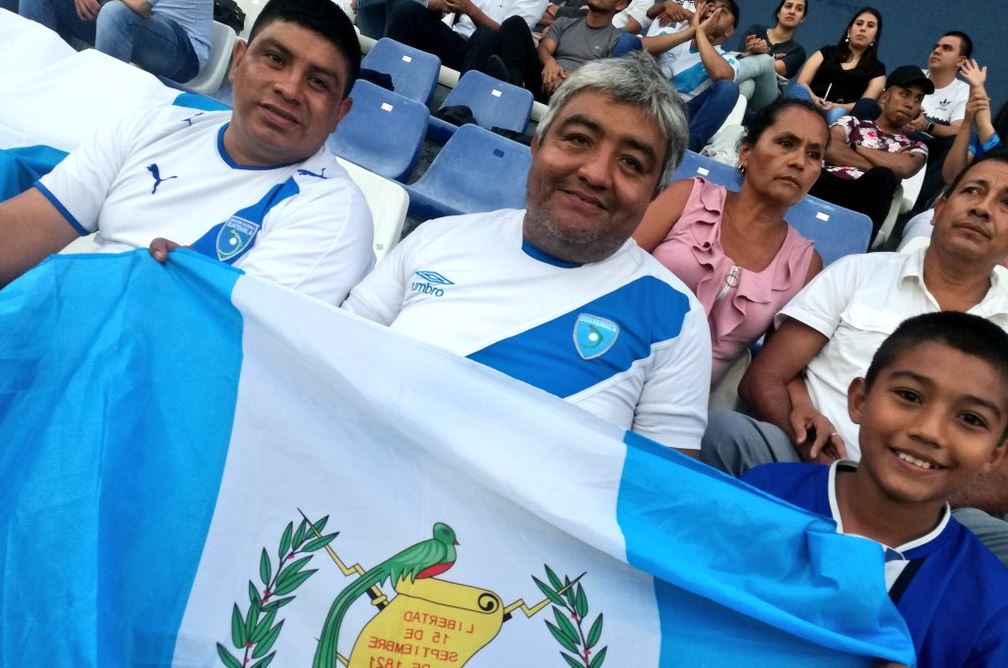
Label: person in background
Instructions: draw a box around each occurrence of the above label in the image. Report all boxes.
[20,0,212,83]
[900,60,1005,248]
[482,0,628,102]
[641,0,741,153]
[634,98,826,384]
[734,0,807,112]
[906,31,975,213]
[810,66,930,242]
[791,6,885,124]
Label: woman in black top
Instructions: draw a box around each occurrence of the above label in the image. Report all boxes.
[741,0,808,79]
[795,6,886,122]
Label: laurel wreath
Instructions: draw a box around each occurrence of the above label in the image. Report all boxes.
[216,514,339,668]
[533,565,607,668]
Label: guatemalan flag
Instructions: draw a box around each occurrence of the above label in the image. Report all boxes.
[0,250,916,667]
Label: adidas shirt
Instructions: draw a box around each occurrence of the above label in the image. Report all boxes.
[343,210,712,449]
[37,107,375,306]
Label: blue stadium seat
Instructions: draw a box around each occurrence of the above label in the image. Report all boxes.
[428,70,533,143]
[360,38,441,105]
[785,194,872,266]
[326,80,429,182]
[670,150,742,190]
[405,124,531,221]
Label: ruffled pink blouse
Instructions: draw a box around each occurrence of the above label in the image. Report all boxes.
[652,178,815,383]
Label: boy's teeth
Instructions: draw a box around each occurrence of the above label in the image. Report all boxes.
[897,451,938,470]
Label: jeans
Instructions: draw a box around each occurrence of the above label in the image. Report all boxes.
[685,80,739,153]
[20,0,198,81]
[734,54,778,112]
[782,83,881,123]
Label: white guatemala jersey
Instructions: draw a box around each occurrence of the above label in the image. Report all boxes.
[645,21,738,101]
[343,209,712,449]
[37,106,375,305]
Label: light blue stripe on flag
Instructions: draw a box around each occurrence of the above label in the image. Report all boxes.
[0,250,243,666]
[616,431,916,667]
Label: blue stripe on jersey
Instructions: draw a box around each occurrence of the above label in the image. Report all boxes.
[190,178,300,264]
[33,182,89,235]
[215,125,302,171]
[172,92,231,111]
[467,276,690,398]
[673,61,712,96]
[521,237,582,268]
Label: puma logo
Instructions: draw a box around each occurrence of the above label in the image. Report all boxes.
[147,163,178,195]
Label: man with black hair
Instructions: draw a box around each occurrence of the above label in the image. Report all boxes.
[907,30,974,211]
[0,0,375,306]
[640,0,741,152]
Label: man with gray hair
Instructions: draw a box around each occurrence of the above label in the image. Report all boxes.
[344,53,712,455]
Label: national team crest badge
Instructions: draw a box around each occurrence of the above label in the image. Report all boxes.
[573,314,620,360]
[216,216,261,262]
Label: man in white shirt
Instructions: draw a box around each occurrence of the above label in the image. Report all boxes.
[702,152,1008,562]
[344,54,714,454]
[0,0,375,306]
[20,0,212,82]
[906,30,974,212]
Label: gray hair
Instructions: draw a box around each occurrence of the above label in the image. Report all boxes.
[534,51,688,185]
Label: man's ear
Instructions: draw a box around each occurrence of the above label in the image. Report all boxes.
[847,377,868,425]
[530,135,540,157]
[228,39,248,85]
[328,96,353,134]
[616,0,629,11]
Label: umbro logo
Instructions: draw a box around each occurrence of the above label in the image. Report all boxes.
[147,163,177,194]
[410,270,453,297]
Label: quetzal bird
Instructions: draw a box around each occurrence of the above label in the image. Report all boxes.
[313,522,459,668]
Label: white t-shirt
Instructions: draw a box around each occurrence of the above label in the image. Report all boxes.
[343,209,712,449]
[645,20,739,100]
[922,70,969,125]
[453,0,549,39]
[37,107,375,306]
[775,249,1008,459]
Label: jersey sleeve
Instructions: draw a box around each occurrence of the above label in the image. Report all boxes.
[775,255,860,338]
[341,222,427,325]
[633,298,711,450]
[235,170,375,307]
[35,113,141,235]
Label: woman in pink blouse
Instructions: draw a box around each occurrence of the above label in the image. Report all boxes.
[634,98,828,383]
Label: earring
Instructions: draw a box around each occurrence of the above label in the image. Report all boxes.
[845,34,849,44]
[739,163,746,176]
[870,41,874,47]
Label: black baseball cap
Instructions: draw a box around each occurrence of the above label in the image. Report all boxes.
[886,66,935,94]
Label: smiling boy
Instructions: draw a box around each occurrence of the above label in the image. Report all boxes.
[743,312,1008,667]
